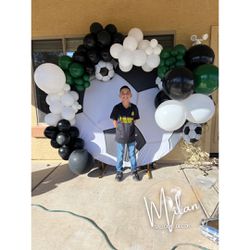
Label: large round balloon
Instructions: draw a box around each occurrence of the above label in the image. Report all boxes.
[194,64,218,94]
[155,100,187,131]
[181,93,215,123]
[162,67,194,100]
[184,44,215,71]
[68,149,94,175]
[75,73,182,167]
[34,63,65,94]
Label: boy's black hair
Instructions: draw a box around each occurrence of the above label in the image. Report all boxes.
[119,85,131,92]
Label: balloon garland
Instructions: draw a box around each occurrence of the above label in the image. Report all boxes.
[33,22,219,169]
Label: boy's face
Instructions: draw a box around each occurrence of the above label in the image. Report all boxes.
[119,88,132,103]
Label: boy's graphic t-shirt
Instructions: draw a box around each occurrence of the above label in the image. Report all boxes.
[110,103,140,144]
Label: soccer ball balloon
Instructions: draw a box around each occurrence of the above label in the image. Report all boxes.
[182,122,202,144]
[95,61,115,81]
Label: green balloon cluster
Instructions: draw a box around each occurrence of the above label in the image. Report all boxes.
[194,64,218,94]
[158,44,187,79]
[58,56,91,92]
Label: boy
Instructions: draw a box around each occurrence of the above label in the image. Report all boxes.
[110,85,141,182]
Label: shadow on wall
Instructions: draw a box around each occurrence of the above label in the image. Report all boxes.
[32,164,77,197]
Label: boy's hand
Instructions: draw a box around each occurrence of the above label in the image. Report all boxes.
[113,120,117,128]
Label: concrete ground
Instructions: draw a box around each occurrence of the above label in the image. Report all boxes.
[32,160,218,250]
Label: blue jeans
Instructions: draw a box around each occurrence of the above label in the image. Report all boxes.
[116,142,137,173]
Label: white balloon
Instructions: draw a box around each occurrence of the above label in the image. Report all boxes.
[34,63,65,94]
[138,40,150,50]
[155,77,163,90]
[95,72,103,80]
[63,84,71,91]
[70,91,79,101]
[69,118,76,126]
[150,39,158,48]
[108,69,115,78]
[61,93,75,106]
[157,44,163,50]
[49,100,63,114]
[141,63,153,72]
[45,95,51,105]
[44,113,61,126]
[97,61,106,68]
[153,46,162,55]
[110,43,124,59]
[146,54,160,68]
[123,36,138,51]
[155,100,187,131]
[106,62,113,70]
[61,106,75,120]
[46,94,61,104]
[181,94,215,124]
[128,27,144,42]
[119,63,133,72]
[118,49,134,67]
[102,75,111,82]
[145,46,153,55]
[72,101,80,112]
[132,49,147,67]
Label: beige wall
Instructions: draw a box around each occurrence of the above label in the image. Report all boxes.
[32,0,218,160]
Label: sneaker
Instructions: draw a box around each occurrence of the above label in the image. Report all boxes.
[115,172,123,182]
[132,171,141,181]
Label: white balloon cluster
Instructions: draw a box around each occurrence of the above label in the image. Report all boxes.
[95,61,115,81]
[34,63,82,126]
[110,27,163,72]
[154,93,215,132]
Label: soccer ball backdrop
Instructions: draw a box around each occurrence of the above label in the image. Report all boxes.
[182,122,202,143]
[75,67,182,167]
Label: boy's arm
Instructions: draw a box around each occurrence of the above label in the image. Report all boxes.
[113,120,118,128]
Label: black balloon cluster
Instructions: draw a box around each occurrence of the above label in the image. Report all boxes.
[72,22,124,76]
[44,119,84,160]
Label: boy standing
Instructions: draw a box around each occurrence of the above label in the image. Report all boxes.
[110,86,141,182]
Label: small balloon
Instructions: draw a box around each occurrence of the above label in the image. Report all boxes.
[68,126,80,138]
[72,51,86,64]
[90,22,103,34]
[57,119,71,132]
[50,138,61,148]
[105,24,117,34]
[44,113,61,126]
[112,32,125,44]
[58,145,72,160]
[58,56,72,70]
[56,132,71,146]
[69,63,84,78]
[83,33,96,49]
[44,126,58,139]
[154,90,171,108]
[97,30,112,47]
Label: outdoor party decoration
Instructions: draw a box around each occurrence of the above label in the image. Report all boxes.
[154,90,170,108]
[75,72,182,167]
[157,44,187,79]
[43,119,85,160]
[181,93,215,124]
[184,44,215,71]
[110,27,163,72]
[193,64,219,94]
[68,149,94,175]
[162,67,194,100]
[154,100,187,131]
[182,122,203,143]
[95,61,115,81]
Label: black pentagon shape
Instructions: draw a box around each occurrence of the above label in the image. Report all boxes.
[195,126,202,135]
[190,138,198,143]
[183,126,190,135]
[100,67,109,76]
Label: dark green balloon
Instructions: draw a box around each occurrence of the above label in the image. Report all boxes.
[174,44,187,55]
[175,60,186,67]
[58,56,72,70]
[65,71,74,85]
[83,74,90,81]
[194,64,219,94]
[159,60,165,67]
[160,48,171,59]
[176,54,184,61]
[75,85,85,92]
[170,49,178,57]
[69,63,84,78]
[157,66,167,79]
[73,77,85,86]
[165,57,176,66]
[83,81,90,88]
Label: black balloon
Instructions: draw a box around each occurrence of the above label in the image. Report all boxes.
[83,33,96,49]
[112,32,124,44]
[87,49,100,65]
[100,47,112,62]
[57,119,71,132]
[44,126,58,139]
[84,63,95,75]
[58,145,72,160]
[68,149,94,175]
[56,132,71,146]
[77,44,87,54]
[97,30,111,47]
[105,24,117,34]
[154,90,171,108]
[90,22,103,34]
[68,126,80,138]
[69,138,85,150]
[162,67,194,100]
[184,44,215,71]
[50,138,61,148]
[72,51,86,64]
